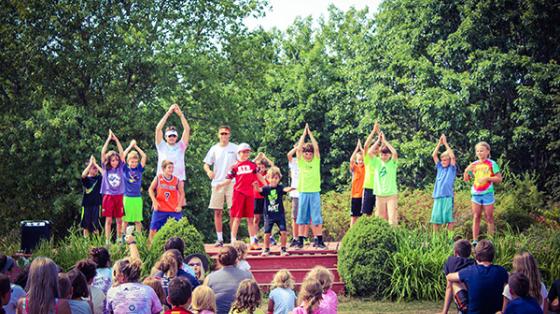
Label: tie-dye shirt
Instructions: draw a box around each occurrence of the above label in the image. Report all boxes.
[106,282,162,314]
[469,159,500,195]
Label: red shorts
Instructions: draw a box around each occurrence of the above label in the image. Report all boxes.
[230,190,254,218]
[102,194,124,218]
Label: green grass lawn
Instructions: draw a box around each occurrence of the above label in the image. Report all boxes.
[338,297,440,313]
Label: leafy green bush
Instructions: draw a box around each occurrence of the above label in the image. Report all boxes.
[144,217,206,275]
[339,217,397,297]
[322,191,352,241]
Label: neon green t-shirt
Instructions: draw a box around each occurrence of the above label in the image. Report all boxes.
[363,154,375,190]
[297,156,321,193]
[372,157,398,196]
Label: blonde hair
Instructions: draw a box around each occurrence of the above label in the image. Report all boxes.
[304,266,334,292]
[270,269,295,290]
[25,257,60,314]
[440,151,450,159]
[143,276,167,308]
[298,278,323,314]
[192,285,217,313]
[512,252,543,304]
[127,151,139,161]
[113,258,143,284]
[153,250,179,278]
[475,141,491,151]
[267,166,282,180]
[162,159,174,170]
[233,241,248,260]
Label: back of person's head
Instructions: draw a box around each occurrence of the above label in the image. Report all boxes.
[509,272,530,298]
[89,247,111,268]
[454,239,472,258]
[68,269,89,299]
[74,259,97,284]
[298,278,323,314]
[14,265,29,288]
[218,246,238,267]
[474,239,495,262]
[57,273,73,299]
[271,269,295,290]
[143,276,166,308]
[513,251,543,303]
[27,257,60,314]
[155,250,179,278]
[230,279,261,314]
[164,237,185,257]
[167,277,193,307]
[0,273,11,302]
[232,241,248,260]
[305,266,334,292]
[113,258,142,283]
[191,285,217,313]
[0,255,15,274]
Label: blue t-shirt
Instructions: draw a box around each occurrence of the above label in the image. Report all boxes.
[459,264,508,314]
[269,287,296,314]
[504,297,543,314]
[433,162,456,198]
[123,164,144,197]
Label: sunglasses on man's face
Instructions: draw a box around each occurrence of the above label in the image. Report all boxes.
[220,132,230,136]
[167,134,177,138]
[188,262,202,267]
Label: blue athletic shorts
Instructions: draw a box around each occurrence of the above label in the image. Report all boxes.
[150,210,182,231]
[471,193,495,206]
[297,192,323,225]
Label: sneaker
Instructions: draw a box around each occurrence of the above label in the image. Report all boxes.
[289,238,299,248]
[312,237,318,248]
[250,244,262,250]
[472,240,478,248]
[281,249,290,256]
[317,242,327,250]
[261,249,270,256]
[214,240,224,247]
[296,241,304,249]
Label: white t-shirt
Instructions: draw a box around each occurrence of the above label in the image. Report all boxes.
[237,259,251,272]
[3,284,25,314]
[92,267,113,295]
[503,281,548,310]
[288,159,299,198]
[156,140,188,180]
[203,142,238,186]
[106,282,162,314]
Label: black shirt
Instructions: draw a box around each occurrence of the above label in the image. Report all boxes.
[261,184,286,220]
[81,175,103,206]
[443,256,475,275]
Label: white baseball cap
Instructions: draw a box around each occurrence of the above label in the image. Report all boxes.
[237,143,251,153]
[165,130,178,137]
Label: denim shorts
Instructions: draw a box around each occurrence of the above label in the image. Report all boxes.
[471,193,495,205]
[297,192,323,225]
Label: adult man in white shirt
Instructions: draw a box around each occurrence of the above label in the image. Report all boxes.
[155,103,190,181]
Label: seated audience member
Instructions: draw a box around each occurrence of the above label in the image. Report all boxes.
[75,259,106,314]
[185,253,210,283]
[504,272,543,314]
[502,252,548,312]
[548,280,560,313]
[0,255,25,314]
[164,277,193,314]
[440,239,475,313]
[191,285,217,314]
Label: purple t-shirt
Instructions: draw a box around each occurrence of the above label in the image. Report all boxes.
[124,164,144,197]
[106,282,162,314]
[101,162,125,195]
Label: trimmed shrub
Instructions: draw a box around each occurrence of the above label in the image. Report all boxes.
[143,217,206,275]
[339,217,397,297]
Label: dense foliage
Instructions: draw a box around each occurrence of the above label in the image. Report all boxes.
[1,0,559,240]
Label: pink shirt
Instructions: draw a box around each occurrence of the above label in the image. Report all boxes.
[318,289,338,314]
[198,311,215,314]
[291,306,319,314]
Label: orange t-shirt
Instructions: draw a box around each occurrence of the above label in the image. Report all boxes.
[350,162,365,198]
[156,174,180,212]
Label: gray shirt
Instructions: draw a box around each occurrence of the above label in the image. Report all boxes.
[206,265,252,314]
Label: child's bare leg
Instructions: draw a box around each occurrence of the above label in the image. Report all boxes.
[451,281,466,294]
[280,231,287,247]
[311,224,322,236]
[135,222,142,233]
[387,196,398,226]
[83,228,90,237]
[433,224,440,232]
[253,214,261,231]
[447,222,455,231]
[264,233,270,250]
[471,203,483,240]
[298,224,308,238]
[116,218,123,239]
[121,221,128,234]
[214,209,223,233]
[350,216,359,226]
[149,229,157,243]
[230,218,241,243]
[292,219,298,238]
[105,218,113,241]
[247,217,256,238]
[376,199,389,221]
[483,205,495,236]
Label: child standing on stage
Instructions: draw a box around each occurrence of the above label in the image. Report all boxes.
[254,166,294,256]
[287,145,307,248]
[122,140,147,234]
[369,131,399,226]
[216,143,266,248]
[253,153,273,238]
[463,141,502,244]
[349,139,365,227]
[149,160,184,242]
[100,130,125,244]
[81,155,103,237]
[430,134,457,231]
[361,122,380,217]
[296,123,326,249]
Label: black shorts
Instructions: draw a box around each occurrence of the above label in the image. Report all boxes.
[254,198,265,215]
[264,215,287,233]
[81,205,102,232]
[351,198,363,217]
[361,188,376,215]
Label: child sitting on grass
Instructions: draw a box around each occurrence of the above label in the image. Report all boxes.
[440,239,475,314]
[292,278,323,314]
[164,277,193,314]
[504,273,543,314]
[229,279,262,314]
[305,266,337,314]
[233,241,251,272]
[267,269,296,314]
[191,285,217,314]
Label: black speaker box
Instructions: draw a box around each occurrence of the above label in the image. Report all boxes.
[20,220,51,253]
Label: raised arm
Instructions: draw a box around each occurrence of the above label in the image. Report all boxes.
[287,144,297,163]
[134,142,148,167]
[155,105,175,145]
[368,134,381,157]
[101,131,112,164]
[174,105,191,146]
[432,135,443,164]
[350,139,361,170]
[91,156,103,174]
[441,134,456,166]
[381,133,398,160]
[295,126,307,159]
[81,156,95,178]
[306,124,320,158]
[122,140,135,161]
[363,121,380,152]
[109,131,125,160]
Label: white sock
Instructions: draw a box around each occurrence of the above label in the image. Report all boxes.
[251,236,258,244]
[217,232,223,242]
[231,234,236,243]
